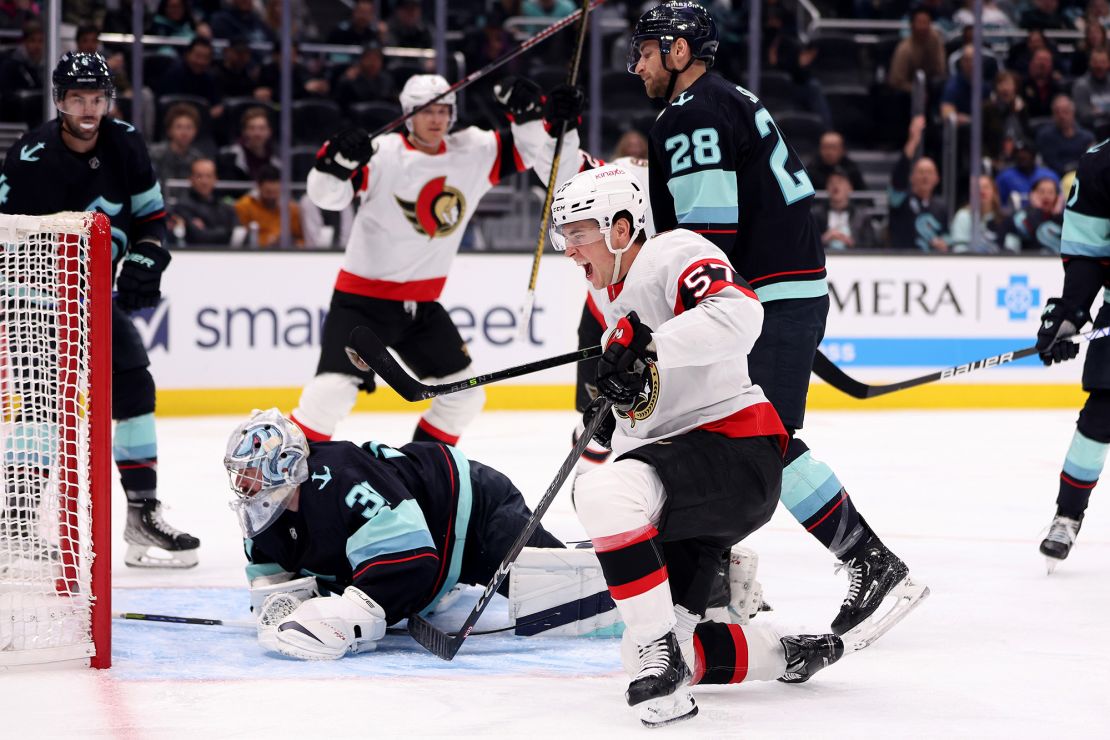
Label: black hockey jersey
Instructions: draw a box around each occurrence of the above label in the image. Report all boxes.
[888,153,949,251]
[1059,138,1110,309]
[245,440,474,624]
[0,117,167,264]
[647,72,827,303]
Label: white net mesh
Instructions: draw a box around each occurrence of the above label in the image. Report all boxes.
[0,212,98,664]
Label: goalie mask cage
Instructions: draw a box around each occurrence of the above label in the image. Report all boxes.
[0,212,111,669]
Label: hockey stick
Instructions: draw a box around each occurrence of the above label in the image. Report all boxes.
[407,399,614,660]
[812,326,1110,399]
[112,611,548,637]
[369,0,604,138]
[345,325,601,401]
[518,0,595,336]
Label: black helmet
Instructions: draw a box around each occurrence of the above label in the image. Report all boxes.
[627,2,719,73]
[52,52,115,102]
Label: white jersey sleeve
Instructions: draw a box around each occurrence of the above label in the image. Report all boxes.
[510,120,582,186]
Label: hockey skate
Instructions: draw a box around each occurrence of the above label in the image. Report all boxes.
[0,514,59,581]
[1040,515,1082,574]
[626,631,698,728]
[123,500,200,568]
[778,633,845,684]
[832,542,929,650]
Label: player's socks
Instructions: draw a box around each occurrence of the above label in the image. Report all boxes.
[781,438,869,558]
[1055,428,1107,519]
[114,412,157,493]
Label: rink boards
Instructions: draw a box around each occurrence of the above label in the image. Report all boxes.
[144,252,1087,414]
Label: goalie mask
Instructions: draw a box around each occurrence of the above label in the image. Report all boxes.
[400,74,457,133]
[549,164,647,286]
[224,408,309,538]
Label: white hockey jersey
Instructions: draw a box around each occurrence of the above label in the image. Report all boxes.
[596,228,786,458]
[307,121,580,301]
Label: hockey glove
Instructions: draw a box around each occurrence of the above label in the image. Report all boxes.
[315,127,373,181]
[1036,298,1090,366]
[543,84,585,136]
[597,312,657,407]
[270,587,387,660]
[115,242,171,312]
[493,76,544,123]
[582,396,616,450]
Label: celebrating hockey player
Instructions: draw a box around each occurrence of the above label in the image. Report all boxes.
[0,52,199,568]
[224,408,566,659]
[1035,139,1110,571]
[627,1,927,636]
[552,165,843,727]
[291,74,582,446]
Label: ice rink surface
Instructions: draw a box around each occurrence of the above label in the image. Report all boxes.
[6,408,1110,738]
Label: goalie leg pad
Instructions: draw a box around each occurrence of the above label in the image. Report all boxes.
[272,587,387,660]
[291,373,360,441]
[250,573,320,613]
[703,545,763,626]
[416,366,486,444]
[509,547,621,636]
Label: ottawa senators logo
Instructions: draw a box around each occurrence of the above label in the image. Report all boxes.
[615,360,660,428]
[396,177,467,238]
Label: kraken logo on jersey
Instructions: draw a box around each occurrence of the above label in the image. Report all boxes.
[396,176,467,238]
[615,360,660,428]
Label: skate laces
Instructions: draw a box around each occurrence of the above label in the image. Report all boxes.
[147,503,186,538]
[1045,517,1080,546]
[636,636,672,679]
[834,558,863,606]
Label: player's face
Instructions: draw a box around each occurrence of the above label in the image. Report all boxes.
[633,40,669,99]
[58,90,109,141]
[410,104,451,146]
[231,467,264,497]
[562,219,610,289]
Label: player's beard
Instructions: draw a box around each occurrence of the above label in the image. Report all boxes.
[59,111,102,143]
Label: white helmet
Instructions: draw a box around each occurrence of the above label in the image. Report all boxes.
[550,164,648,285]
[400,74,457,132]
[223,408,310,538]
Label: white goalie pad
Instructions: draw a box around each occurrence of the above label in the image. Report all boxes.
[703,545,764,626]
[508,547,622,637]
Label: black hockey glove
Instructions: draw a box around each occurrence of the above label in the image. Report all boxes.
[115,242,172,312]
[596,312,657,407]
[582,396,616,450]
[1036,297,1090,366]
[492,76,544,123]
[315,127,373,180]
[543,84,585,136]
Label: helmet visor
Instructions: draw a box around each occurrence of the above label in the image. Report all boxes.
[550,219,603,252]
[55,90,111,118]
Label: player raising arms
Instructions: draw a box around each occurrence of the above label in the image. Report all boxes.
[628,1,927,637]
[1036,138,1110,571]
[0,52,198,568]
[292,75,582,446]
[554,165,843,727]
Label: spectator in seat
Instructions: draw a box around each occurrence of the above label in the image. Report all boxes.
[0,21,44,94]
[940,43,992,126]
[210,0,275,46]
[170,158,239,247]
[334,41,397,113]
[613,129,648,160]
[1036,94,1096,175]
[1001,176,1064,253]
[949,175,1005,253]
[813,169,878,250]
[75,24,100,54]
[1022,48,1066,118]
[158,37,225,119]
[887,7,947,94]
[1069,17,1106,77]
[889,115,949,251]
[256,44,330,101]
[808,131,866,191]
[1073,47,1110,128]
[149,0,210,42]
[385,0,433,49]
[953,0,1015,29]
[217,36,259,99]
[221,106,281,182]
[149,103,206,184]
[984,70,1033,164]
[0,1,39,31]
[327,0,382,60]
[1007,28,1066,77]
[762,6,832,128]
[234,165,304,248]
[995,139,1061,209]
[1020,0,1076,31]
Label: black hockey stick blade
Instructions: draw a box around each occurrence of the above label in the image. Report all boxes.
[346,326,602,401]
[407,399,615,660]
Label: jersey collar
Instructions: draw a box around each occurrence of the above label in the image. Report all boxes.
[400,132,447,155]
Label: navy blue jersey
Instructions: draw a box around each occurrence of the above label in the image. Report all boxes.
[1059,139,1110,310]
[647,72,827,302]
[888,153,949,251]
[246,440,473,624]
[0,117,167,265]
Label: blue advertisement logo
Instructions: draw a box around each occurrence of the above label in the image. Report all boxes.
[996,275,1041,321]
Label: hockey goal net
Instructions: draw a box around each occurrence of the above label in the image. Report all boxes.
[0,212,111,669]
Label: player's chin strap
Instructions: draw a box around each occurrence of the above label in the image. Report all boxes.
[661,48,698,102]
[604,226,640,287]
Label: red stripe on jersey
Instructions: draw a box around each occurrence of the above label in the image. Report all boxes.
[511,144,525,173]
[606,280,625,301]
[116,462,156,470]
[489,130,504,185]
[748,266,826,285]
[727,624,749,683]
[691,634,706,685]
[694,229,737,234]
[429,444,459,596]
[608,564,668,601]
[417,417,460,446]
[1061,472,1098,489]
[290,413,331,442]
[352,551,439,579]
[585,292,606,329]
[136,210,166,223]
[698,402,788,455]
[399,132,446,154]
[335,269,447,301]
[592,524,660,553]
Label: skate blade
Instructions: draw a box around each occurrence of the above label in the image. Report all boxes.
[842,577,929,652]
[124,544,199,569]
[1045,557,1061,575]
[638,691,698,728]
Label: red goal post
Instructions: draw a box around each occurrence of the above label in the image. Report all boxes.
[0,211,112,669]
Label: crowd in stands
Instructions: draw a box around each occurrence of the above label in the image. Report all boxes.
[0,0,1107,252]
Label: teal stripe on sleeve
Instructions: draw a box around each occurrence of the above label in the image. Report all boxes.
[245,562,286,581]
[131,182,165,218]
[420,446,474,616]
[754,278,829,303]
[345,498,436,568]
[667,169,738,223]
[1061,210,1110,256]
